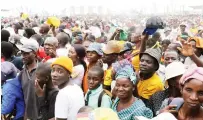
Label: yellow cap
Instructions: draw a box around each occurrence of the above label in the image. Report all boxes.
[52,56,73,73]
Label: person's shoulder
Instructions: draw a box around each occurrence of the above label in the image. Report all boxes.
[152,73,163,82]
[48,88,59,95]
[102,93,112,100]
[134,98,152,112]
[134,98,145,105]
[2,77,20,91]
[74,64,85,70]
[61,84,83,94]
[150,89,166,100]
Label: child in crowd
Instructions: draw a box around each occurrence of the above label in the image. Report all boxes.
[83,43,103,93]
[85,66,112,109]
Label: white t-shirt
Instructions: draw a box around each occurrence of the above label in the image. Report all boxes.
[55,84,85,120]
[56,48,69,57]
[184,55,203,69]
[69,65,85,87]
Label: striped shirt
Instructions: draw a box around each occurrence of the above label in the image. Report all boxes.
[112,97,153,120]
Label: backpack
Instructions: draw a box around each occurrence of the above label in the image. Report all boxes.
[97,89,113,107]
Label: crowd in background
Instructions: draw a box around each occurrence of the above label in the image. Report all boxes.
[1,13,203,120]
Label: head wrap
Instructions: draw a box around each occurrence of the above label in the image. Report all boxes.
[180,67,203,85]
[113,59,137,84]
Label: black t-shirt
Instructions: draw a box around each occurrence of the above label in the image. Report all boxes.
[38,88,59,120]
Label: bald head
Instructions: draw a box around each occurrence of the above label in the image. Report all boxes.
[56,32,71,48]
[39,24,50,34]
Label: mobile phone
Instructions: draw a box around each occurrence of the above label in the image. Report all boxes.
[169,98,184,111]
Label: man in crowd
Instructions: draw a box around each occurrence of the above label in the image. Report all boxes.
[20,39,40,119]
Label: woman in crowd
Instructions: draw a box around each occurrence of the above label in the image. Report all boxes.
[161,67,203,119]
[149,61,185,116]
[112,65,153,120]
[68,44,87,87]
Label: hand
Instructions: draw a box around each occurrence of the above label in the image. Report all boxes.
[177,39,194,57]
[35,80,46,97]
[141,33,149,40]
[51,25,55,31]
[159,105,178,114]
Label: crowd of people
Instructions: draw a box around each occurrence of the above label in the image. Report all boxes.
[1,13,203,120]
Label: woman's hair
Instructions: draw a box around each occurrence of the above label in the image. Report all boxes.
[72,44,87,71]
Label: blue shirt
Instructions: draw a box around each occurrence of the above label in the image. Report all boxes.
[1,76,25,120]
[85,85,112,109]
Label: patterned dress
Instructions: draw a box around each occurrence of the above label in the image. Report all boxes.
[148,89,169,115]
[112,97,153,120]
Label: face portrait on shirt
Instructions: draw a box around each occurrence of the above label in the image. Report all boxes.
[21,51,36,65]
[87,69,103,90]
[181,79,203,109]
[140,54,158,74]
[115,78,134,99]
[86,51,101,63]
[51,65,70,87]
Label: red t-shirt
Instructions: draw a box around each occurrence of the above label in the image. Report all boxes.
[37,47,51,62]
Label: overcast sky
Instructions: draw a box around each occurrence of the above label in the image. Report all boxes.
[1,0,203,16]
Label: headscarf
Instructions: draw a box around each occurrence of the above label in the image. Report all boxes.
[113,59,137,84]
[179,67,203,85]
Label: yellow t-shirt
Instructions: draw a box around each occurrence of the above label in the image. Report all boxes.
[104,67,113,86]
[71,26,81,32]
[190,28,198,35]
[131,49,140,72]
[137,73,164,99]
